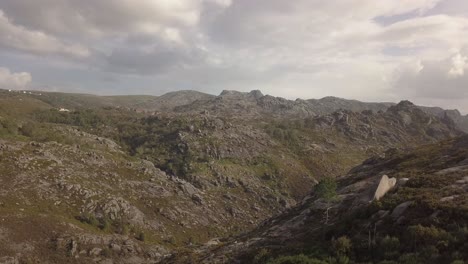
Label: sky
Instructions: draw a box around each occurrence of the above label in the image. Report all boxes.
[0,0,467,113]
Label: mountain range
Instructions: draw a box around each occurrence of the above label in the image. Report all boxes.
[0,88,466,263]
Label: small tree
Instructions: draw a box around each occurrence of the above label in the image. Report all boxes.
[315,178,337,201]
[315,178,338,224]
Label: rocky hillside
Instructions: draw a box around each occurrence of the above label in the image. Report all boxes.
[173,90,393,119]
[5,89,468,132]
[189,135,468,264]
[421,106,468,133]
[0,88,465,263]
[133,90,216,112]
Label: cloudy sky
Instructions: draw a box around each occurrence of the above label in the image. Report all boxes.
[0,0,467,113]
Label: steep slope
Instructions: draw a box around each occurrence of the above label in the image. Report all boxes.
[192,135,468,264]
[421,106,468,133]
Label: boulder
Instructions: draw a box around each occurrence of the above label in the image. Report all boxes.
[397,178,409,187]
[391,201,414,219]
[373,175,397,201]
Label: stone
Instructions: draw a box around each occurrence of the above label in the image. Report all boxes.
[397,178,409,186]
[110,243,121,252]
[373,175,397,201]
[179,181,198,196]
[440,195,458,202]
[372,210,389,220]
[89,247,102,256]
[391,201,414,219]
[192,194,204,205]
[69,239,78,256]
[205,238,221,246]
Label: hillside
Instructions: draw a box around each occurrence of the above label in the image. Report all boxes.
[0,89,466,263]
[189,135,468,263]
[3,89,468,133]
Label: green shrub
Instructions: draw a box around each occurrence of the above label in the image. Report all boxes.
[378,236,400,259]
[253,248,271,264]
[332,236,352,256]
[0,117,18,136]
[407,225,452,247]
[315,178,337,201]
[398,253,421,264]
[267,254,327,264]
[137,231,146,241]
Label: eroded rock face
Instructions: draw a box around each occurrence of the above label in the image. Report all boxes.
[373,175,397,201]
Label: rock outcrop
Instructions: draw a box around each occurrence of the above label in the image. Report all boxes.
[373,175,397,201]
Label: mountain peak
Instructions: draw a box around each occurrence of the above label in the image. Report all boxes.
[388,100,417,112]
[219,89,264,100]
[396,100,415,107]
[248,90,264,99]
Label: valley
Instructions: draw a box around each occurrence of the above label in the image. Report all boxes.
[0,88,466,263]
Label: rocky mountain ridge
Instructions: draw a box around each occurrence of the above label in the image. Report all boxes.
[7,88,467,132]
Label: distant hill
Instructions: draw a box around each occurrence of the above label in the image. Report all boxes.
[3,88,467,132]
[132,90,215,111]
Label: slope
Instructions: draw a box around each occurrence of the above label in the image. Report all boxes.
[194,135,468,264]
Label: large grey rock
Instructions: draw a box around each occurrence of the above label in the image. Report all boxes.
[373,175,397,201]
[391,201,414,218]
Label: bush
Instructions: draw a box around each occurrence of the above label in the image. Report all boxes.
[398,253,421,264]
[137,231,146,241]
[332,236,352,256]
[267,254,327,264]
[315,178,337,201]
[253,248,271,264]
[0,118,18,136]
[77,212,99,227]
[378,236,400,259]
[407,225,452,247]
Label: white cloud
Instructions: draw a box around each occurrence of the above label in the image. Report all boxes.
[0,67,31,89]
[392,52,468,100]
[448,53,467,77]
[0,0,213,38]
[0,10,90,58]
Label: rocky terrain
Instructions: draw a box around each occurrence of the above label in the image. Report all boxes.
[0,88,466,263]
[21,88,468,132]
[186,135,468,264]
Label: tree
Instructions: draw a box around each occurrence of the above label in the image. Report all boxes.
[315,178,337,201]
[315,178,338,224]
